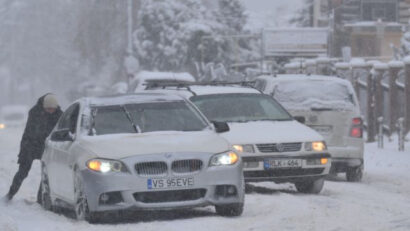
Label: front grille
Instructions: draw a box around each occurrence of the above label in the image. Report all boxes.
[256,143,302,153]
[135,162,167,176]
[133,189,207,203]
[172,159,203,173]
[244,168,325,178]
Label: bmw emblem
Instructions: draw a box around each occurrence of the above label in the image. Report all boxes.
[276,143,285,152]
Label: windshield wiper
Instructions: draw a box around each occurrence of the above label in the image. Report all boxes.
[121,105,141,133]
[311,107,333,111]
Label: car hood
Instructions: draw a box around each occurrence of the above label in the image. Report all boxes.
[79,130,230,159]
[220,120,324,144]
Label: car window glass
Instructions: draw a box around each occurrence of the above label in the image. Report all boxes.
[57,104,79,133]
[191,94,292,123]
[92,101,208,135]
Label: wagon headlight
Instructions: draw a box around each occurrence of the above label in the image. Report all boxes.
[233,144,254,153]
[0,123,5,129]
[209,151,239,166]
[87,159,128,173]
[305,141,327,152]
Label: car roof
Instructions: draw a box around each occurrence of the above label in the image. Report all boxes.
[79,93,185,107]
[257,74,352,86]
[145,85,261,99]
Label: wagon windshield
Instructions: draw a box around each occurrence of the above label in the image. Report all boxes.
[91,101,208,135]
[190,93,292,123]
[273,80,355,110]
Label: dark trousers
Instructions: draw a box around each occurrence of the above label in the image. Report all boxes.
[8,158,42,202]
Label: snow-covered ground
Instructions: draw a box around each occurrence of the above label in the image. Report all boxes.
[0,127,409,231]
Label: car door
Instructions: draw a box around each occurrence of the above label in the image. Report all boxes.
[49,103,80,201]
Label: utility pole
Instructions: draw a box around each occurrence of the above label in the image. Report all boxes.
[125,0,139,92]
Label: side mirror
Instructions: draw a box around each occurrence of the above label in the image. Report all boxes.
[51,129,74,142]
[212,121,230,133]
[294,116,306,124]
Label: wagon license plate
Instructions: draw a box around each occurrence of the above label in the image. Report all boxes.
[264,159,302,169]
[147,177,194,190]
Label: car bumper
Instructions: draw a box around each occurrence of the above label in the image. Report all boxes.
[330,158,363,173]
[241,153,331,183]
[80,155,244,212]
[328,145,364,159]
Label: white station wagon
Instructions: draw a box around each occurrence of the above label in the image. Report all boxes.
[255,75,364,182]
[145,83,331,194]
[41,94,244,223]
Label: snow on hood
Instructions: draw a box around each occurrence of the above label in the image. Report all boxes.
[79,130,230,159]
[220,120,323,144]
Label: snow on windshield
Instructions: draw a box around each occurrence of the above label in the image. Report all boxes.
[273,80,355,110]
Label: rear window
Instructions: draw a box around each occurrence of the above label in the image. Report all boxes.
[272,80,355,110]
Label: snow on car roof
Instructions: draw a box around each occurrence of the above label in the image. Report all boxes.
[83,93,185,107]
[257,74,352,86]
[145,85,261,98]
[134,71,196,82]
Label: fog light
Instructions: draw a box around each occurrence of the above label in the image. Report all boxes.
[100,193,109,202]
[321,158,328,165]
[227,186,236,195]
[99,191,123,205]
[215,185,238,197]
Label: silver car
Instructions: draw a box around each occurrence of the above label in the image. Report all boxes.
[40,93,244,223]
[255,75,364,182]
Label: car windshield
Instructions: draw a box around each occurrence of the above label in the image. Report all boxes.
[190,94,292,123]
[273,80,355,110]
[91,101,208,135]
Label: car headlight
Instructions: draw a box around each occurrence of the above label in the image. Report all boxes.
[0,123,5,129]
[233,144,255,153]
[305,141,327,152]
[86,159,129,173]
[209,151,239,166]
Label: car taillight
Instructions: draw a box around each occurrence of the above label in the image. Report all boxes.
[350,117,363,138]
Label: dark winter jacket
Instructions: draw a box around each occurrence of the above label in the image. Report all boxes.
[18,94,63,164]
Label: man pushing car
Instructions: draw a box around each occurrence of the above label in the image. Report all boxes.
[4,93,62,203]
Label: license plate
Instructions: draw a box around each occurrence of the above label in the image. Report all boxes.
[147,177,194,190]
[309,125,333,134]
[264,159,302,169]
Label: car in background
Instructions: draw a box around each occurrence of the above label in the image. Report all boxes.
[0,105,29,129]
[145,83,331,194]
[41,93,244,223]
[254,75,364,182]
[131,71,196,92]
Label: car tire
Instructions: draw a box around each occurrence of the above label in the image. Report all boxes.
[41,165,53,211]
[74,170,100,223]
[215,203,244,217]
[295,178,325,194]
[346,166,363,182]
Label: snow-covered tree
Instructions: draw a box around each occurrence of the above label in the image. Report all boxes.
[289,0,313,27]
[217,0,247,33]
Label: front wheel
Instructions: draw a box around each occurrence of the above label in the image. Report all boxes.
[346,166,363,182]
[215,203,244,217]
[295,178,325,194]
[41,165,53,211]
[74,171,100,223]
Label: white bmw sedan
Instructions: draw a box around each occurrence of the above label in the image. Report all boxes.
[40,94,244,223]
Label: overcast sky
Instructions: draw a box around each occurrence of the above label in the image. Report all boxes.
[239,0,304,30]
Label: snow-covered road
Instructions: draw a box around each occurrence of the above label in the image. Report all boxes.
[1,128,409,231]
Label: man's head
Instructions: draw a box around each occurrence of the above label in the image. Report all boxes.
[43,94,59,114]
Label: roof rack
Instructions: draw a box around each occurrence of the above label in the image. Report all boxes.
[144,81,261,94]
